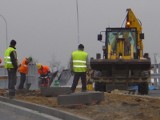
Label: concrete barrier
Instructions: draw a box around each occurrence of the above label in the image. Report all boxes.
[57,91,105,106]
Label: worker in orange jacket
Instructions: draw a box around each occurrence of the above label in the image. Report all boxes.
[36,63,51,87]
[18,57,32,89]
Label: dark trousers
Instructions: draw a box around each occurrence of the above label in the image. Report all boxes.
[7,69,17,96]
[71,72,87,92]
[18,73,26,89]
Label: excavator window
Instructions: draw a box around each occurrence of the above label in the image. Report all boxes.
[106,28,137,56]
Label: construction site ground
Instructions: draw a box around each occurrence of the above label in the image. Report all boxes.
[0,88,160,120]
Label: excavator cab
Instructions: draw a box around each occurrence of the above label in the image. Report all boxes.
[104,28,138,60]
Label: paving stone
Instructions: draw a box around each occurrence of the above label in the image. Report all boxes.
[40,87,72,97]
[57,91,104,106]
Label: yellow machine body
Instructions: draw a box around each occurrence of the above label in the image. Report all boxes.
[90,9,151,94]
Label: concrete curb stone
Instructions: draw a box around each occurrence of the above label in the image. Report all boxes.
[57,91,105,106]
[0,96,90,120]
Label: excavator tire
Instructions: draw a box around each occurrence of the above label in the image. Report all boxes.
[138,82,148,95]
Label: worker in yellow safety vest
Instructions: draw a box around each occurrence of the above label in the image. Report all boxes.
[70,44,89,93]
[4,40,18,99]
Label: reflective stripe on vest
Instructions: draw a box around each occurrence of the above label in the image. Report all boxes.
[4,47,15,68]
[73,60,86,68]
[72,50,88,72]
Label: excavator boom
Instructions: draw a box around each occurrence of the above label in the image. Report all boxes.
[125,8,143,57]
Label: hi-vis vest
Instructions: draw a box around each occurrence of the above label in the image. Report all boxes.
[72,50,88,72]
[4,47,16,68]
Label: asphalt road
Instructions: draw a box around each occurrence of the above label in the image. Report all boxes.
[0,108,61,120]
[0,108,31,120]
[0,101,62,120]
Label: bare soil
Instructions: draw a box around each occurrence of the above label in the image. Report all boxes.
[0,89,160,120]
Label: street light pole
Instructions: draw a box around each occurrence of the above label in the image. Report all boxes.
[0,15,8,49]
[76,0,80,44]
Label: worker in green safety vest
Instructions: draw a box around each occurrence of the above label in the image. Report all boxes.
[70,44,89,93]
[4,39,18,99]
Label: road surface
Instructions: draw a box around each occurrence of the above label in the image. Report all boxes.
[0,101,61,120]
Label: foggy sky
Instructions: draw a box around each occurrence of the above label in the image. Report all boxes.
[0,0,159,68]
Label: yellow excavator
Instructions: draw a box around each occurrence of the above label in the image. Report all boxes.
[90,8,151,94]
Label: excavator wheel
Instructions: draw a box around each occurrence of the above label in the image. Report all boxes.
[138,82,148,95]
[95,82,106,92]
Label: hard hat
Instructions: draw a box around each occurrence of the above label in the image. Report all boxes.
[28,57,32,62]
[36,63,42,69]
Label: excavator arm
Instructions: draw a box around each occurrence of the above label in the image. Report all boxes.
[125,8,143,58]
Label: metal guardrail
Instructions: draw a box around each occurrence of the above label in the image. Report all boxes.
[151,74,160,78]
[151,64,160,89]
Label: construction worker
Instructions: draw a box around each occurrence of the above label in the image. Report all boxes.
[18,57,32,90]
[36,63,51,87]
[70,44,89,93]
[4,39,18,99]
